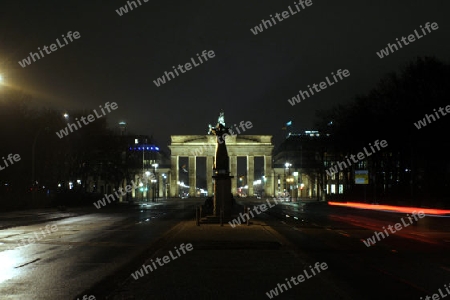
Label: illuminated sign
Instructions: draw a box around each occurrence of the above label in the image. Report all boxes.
[355,170,369,184]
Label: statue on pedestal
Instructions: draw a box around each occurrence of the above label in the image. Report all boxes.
[208,110,234,217]
[208,109,226,134]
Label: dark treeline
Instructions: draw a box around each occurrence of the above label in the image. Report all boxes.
[0,94,127,210]
[314,56,450,206]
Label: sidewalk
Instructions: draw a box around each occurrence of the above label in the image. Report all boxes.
[108,218,351,300]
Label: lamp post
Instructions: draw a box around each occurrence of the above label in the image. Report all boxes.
[151,163,158,202]
[139,181,143,201]
[285,162,292,201]
[134,138,146,181]
[142,145,145,176]
[300,145,303,199]
[162,173,167,199]
[145,171,150,202]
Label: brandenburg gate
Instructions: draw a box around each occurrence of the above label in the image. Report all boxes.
[168,134,274,197]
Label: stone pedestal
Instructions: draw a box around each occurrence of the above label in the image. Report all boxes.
[213,174,233,218]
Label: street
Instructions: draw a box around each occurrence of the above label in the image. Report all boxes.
[0,198,449,299]
[0,200,201,300]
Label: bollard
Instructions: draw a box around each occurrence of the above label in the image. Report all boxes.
[196,206,200,226]
[247,207,250,226]
[200,205,203,218]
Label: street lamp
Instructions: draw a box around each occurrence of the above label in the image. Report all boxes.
[162,173,167,199]
[139,181,144,201]
[151,179,157,201]
[285,162,292,200]
[145,171,150,202]
[152,163,158,202]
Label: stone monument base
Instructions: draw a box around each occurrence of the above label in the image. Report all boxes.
[213,174,233,219]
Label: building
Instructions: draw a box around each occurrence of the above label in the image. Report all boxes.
[272,131,324,200]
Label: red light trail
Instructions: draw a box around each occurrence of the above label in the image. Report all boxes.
[328,202,450,215]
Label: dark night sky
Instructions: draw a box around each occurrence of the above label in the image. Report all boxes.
[1,0,449,150]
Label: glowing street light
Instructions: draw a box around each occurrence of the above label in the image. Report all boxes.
[284,162,292,201]
[151,163,158,202]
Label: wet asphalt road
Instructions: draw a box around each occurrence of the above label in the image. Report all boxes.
[0,200,201,300]
[248,198,450,299]
[0,198,449,299]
